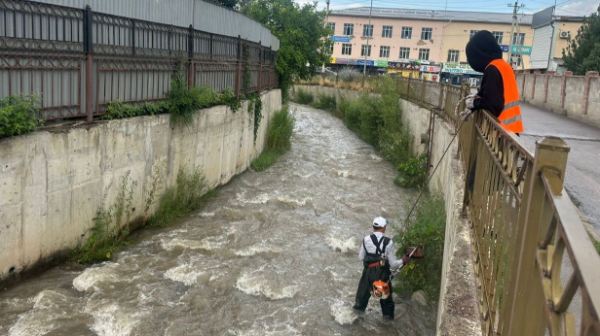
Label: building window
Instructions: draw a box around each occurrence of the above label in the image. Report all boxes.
[363,24,373,37]
[343,23,354,36]
[511,53,522,67]
[342,43,352,55]
[470,30,479,39]
[421,28,433,40]
[447,49,460,62]
[399,47,410,59]
[380,46,390,58]
[493,31,503,44]
[512,32,525,45]
[419,48,430,61]
[361,44,371,57]
[401,27,412,39]
[382,25,393,38]
[328,22,335,33]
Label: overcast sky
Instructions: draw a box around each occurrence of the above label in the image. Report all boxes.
[299,0,599,16]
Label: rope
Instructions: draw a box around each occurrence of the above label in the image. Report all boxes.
[401,95,475,226]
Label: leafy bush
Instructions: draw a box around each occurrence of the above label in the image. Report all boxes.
[147,166,216,227]
[103,71,241,127]
[312,93,336,112]
[394,153,428,188]
[378,127,414,168]
[251,105,295,172]
[393,192,446,302]
[295,88,314,105]
[0,95,43,138]
[103,100,170,120]
[168,71,224,128]
[221,88,242,113]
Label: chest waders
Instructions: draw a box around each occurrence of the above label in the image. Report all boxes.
[353,235,395,319]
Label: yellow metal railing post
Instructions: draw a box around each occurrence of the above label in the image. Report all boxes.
[506,137,570,336]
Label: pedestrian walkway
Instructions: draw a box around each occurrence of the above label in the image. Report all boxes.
[519,102,600,234]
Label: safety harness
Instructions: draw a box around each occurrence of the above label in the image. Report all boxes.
[363,234,390,268]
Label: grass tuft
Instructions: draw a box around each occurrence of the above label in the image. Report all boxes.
[393,192,446,302]
[251,105,295,172]
[294,88,314,105]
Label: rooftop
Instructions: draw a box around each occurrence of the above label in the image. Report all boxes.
[330,7,534,25]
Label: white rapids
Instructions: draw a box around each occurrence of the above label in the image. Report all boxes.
[0,104,435,336]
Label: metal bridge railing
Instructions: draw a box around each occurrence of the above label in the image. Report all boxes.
[370,74,600,335]
[461,107,600,336]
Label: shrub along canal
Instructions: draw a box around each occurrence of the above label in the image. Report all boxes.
[0,104,436,336]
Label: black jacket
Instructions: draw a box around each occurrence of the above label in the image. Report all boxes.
[466,31,504,117]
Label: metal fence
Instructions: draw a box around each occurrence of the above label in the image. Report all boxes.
[394,75,600,335]
[0,0,279,122]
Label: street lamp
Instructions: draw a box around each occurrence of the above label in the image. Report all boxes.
[362,0,373,87]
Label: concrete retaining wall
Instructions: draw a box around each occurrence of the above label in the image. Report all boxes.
[516,72,600,128]
[0,90,282,283]
[293,85,481,336]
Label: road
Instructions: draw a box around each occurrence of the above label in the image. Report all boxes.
[519,103,600,234]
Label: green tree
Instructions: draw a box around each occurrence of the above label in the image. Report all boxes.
[563,5,600,75]
[207,0,238,9]
[246,0,332,101]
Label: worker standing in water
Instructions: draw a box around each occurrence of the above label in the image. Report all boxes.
[465,30,523,134]
[353,217,410,320]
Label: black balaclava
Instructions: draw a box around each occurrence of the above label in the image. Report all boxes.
[465,30,503,73]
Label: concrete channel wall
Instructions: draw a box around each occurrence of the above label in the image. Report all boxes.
[294,85,481,336]
[0,89,282,283]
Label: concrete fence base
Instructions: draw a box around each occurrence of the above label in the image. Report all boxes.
[516,71,600,128]
[0,89,282,284]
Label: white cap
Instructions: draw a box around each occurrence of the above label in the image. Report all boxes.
[373,217,388,228]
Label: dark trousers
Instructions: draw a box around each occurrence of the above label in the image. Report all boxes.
[353,266,394,318]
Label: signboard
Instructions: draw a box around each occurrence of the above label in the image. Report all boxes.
[356,59,374,67]
[333,58,357,65]
[532,6,554,29]
[421,65,440,73]
[389,69,419,78]
[422,73,439,82]
[374,60,388,68]
[330,58,388,68]
[331,36,351,43]
[501,45,532,55]
[388,61,420,70]
[441,63,482,75]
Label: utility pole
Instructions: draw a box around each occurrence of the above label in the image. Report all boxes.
[362,0,373,87]
[322,0,330,73]
[507,1,525,68]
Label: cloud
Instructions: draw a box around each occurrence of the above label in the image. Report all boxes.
[294,0,362,10]
[556,1,599,16]
[331,3,362,10]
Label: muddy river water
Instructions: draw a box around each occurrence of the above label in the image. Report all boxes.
[0,104,436,336]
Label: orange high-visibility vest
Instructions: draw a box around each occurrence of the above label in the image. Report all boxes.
[486,59,524,134]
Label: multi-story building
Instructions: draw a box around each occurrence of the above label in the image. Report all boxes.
[327,8,535,83]
[529,8,584,73]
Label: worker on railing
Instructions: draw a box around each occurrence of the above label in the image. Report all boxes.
[465,30,524,134]
[464,31,524,192]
